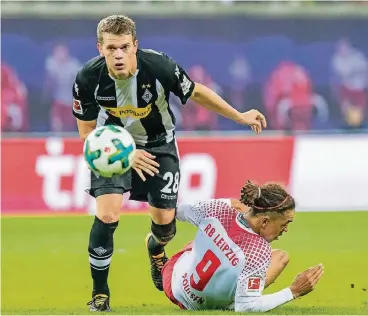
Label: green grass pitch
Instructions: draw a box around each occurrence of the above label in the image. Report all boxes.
[2,211,368,315]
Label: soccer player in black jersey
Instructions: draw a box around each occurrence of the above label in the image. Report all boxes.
[72,15,267,312]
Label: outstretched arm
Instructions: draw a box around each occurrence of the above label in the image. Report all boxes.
[155,53,267,134]
[235,264,324,312]
[190,83,267,134]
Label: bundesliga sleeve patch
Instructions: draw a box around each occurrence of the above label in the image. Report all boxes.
[73,98,83,115]
[247,277,261,291]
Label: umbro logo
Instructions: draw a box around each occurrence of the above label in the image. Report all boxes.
[93,246,107,256]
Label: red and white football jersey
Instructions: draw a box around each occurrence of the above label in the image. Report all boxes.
[172,199,272,310]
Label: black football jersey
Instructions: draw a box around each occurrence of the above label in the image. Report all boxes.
[72,49,195,147]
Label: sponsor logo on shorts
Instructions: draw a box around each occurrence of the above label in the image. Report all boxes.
[103,104,152,118]
[161,193,177,200]
[73,98,83,115]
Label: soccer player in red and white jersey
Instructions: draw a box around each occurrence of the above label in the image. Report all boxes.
[160,181,324,312]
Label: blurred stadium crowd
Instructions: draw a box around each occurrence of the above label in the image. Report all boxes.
[2,1,368,134]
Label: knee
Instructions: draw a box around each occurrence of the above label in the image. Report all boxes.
[96,194,123,223]
[151,218,176,245]
[150,206,176,225]
[88,217,118,254]
[272,249,289,268]
[98,212,120,223]
[96,204,121,223]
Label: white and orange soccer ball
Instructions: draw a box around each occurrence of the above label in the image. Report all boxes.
[83,125,136,178]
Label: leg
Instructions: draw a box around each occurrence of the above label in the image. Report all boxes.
[87,190,123,312]
[142,140,181,291]
[265,249,289,289]
[162,248,190,310]
[148,206,176,253]
[145,206,176,291]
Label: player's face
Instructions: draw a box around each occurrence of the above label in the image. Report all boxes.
[259,209,295,242]
[98,33,138,79]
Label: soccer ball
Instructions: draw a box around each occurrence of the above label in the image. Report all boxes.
[83,125,136,178]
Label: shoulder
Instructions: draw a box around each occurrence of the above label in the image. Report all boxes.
[240,233,272,268]
[77,56,106,83]
[193,198,230,209]
[138,49,177,74]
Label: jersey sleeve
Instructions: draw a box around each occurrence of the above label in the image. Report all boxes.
[72,68,100,121]
[157,53,195,105]
[235,260,268,302]
[176,199,231,227]
[234,241,293,312]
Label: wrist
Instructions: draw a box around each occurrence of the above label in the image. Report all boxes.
[232,111,243,123]
[289,286,299,299]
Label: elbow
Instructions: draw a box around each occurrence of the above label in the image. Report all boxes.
[190,82,214,106]
[235,300,270,313]
[235,305,254,313]
[76,119,96,141]
[234,307,245,313]
[235,300,257,313]
[79,131,90,142]
[235,305,268,313]
[190,82,205,100]
[79,133,87,142]
[78,127,95,141]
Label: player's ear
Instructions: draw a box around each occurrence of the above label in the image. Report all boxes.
[97,42,104,56]
[133,40,138,53]
[260,216,270,228]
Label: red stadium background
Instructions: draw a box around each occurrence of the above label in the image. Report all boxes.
[2,135,368,214]
[1,137,294,214]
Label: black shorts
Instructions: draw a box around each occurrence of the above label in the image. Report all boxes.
[86,139,180,209]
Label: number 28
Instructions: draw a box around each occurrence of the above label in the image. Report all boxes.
[161,171,180,194]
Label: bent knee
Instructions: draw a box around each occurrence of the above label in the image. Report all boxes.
[150,206,176,225]
[272,249,290,267]
[151,218,177,244]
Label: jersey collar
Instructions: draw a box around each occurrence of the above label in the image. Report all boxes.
[235,213,259,236]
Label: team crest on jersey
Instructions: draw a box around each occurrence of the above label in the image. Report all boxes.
[142,89,153,103]
[73,98,83,114]
[247,277,261,291]
[104,104,152,118]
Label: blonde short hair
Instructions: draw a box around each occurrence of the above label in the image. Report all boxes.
[97,15,136,44]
